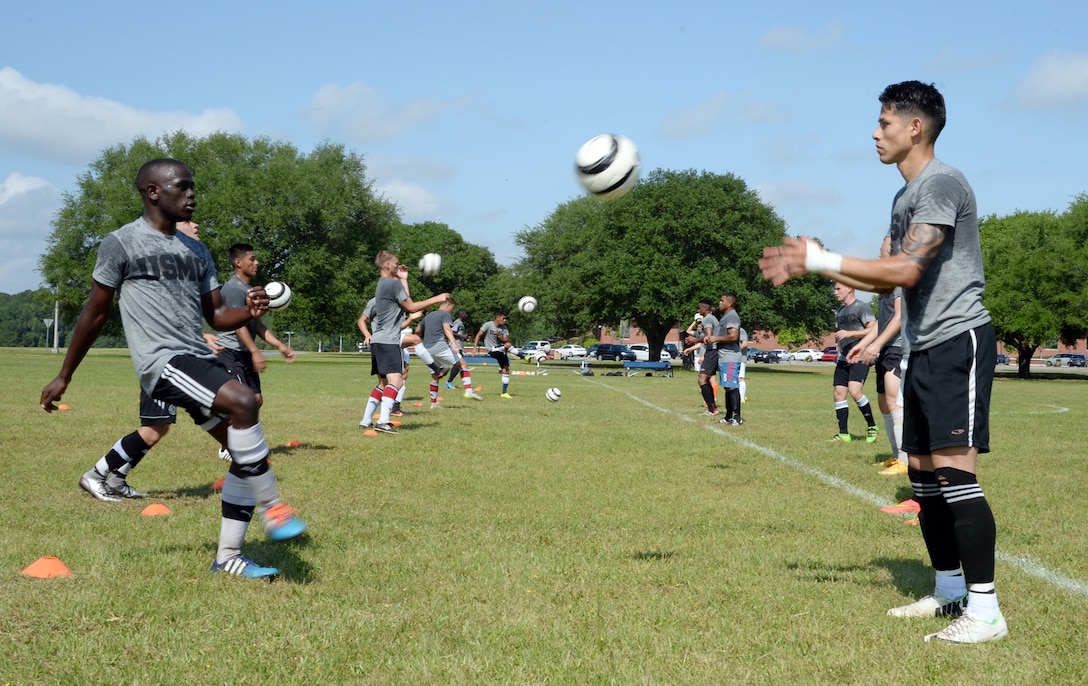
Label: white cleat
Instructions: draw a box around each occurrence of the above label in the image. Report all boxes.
[924,610,1008,644]
[887,593,965,618]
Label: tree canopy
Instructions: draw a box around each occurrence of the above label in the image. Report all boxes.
[39,131,399,340]
[515,169,837,358]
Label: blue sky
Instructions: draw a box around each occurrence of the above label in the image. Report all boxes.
[2,0,1086,296]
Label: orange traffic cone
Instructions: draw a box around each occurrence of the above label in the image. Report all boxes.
[141,504,171,516]
[22,557,71,578]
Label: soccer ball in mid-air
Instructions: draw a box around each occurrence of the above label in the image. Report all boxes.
[265,281,292,310]
[418,253,442,276]
[545,387,562,402]
[575,134,640,200]
[518,296,538,314]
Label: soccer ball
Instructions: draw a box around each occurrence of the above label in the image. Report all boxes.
[265,281,292,310]
[545,387,562,402]
[518,296,538,314]
[418,253,442,276]
[575,134,640,200]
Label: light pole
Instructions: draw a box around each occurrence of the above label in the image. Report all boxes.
[43,318,53,349]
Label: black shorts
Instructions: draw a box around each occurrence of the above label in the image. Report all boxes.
[370,342,404,377]
[875,346,903,395]
[151,355,238,427]
[700,348,720,376]
[139,389,176,426]
[901,323,995,455]
[488,349,510,369]
[833,359,871,386]
[217,348,262,394]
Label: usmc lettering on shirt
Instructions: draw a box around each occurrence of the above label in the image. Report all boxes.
[129,252,204,282]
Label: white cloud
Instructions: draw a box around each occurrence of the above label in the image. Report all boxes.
[926,44,1016,71]
[759,20,845,54]
[752,180,844,212]
[303,82,476,144]
[658,90,790,140]
[0,67,244,164]
[0,172,61,293]
[1011,52,1088,109]
[376,179,442,221]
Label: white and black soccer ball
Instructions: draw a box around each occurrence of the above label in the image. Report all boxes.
[518,295,538,314]
[418,252,442,276]
[545,387,562,402]
[265,281,292,310]
[575,134,641,200]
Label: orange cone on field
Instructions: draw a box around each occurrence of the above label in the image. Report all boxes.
[363,429,378,436]
[22,557,71,578]
[285,439,302,448]
[141,504,171,516]
[211,478,225,491]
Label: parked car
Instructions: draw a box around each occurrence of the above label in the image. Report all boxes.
[995,353,1010,365]
[750,349,780,363]
[790,348,822,362]
[520,340,552,354]
[663,343,680,359]
[820,346,838,362]
[595,343,636,361]
[555,344,587,359]
[772,349,791,361]
[745,347,761,360]
[628,343,672,361]
[1044,353,1087,367]
[585,344,599,358]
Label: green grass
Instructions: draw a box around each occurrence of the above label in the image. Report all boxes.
[3,348,1088,684]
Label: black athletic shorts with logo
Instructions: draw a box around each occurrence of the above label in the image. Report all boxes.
[217,347,262,394]
[901,323,995,455]
[833,358,871,386]
[874,346,903,395]
[139,389,176,426]
[150,354,238,427]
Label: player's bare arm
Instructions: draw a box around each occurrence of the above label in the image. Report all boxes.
[40,280,115,410]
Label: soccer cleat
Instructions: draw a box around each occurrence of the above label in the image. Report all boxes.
[375,423,398,434]
[79,470,122,503]
[924,610,1008,644]
[210,555,278,579]
[831,433,852,442]
[887,593,966,618]
[880,461,909,476]
[880,498,921,514]
[866,425,880,443]
[429,403,443,410]
[719,417,742,426]
[500,393,513,399]
[217,447,233,462]
[105,472,148,498]
[261,503,308,541]
[358,422,371,430]
[878,456,900,468]
[445,381,454,389]
[704,408,720,416]
[464,389,483,401]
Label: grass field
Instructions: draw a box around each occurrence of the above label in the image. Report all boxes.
[3,348,1088,684]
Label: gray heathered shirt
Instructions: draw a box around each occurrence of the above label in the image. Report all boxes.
[421,309,454,349]
[835,299,875,359]
[479,321,509,350]
[370,278,408,345]
[718,309,743,363]
[216,275,260,352]
[92,217,220,395]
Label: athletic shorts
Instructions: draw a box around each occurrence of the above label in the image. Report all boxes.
[217,347,262,394]
[488,348,510,369]
[874,346,903,395]
[901,323,995,455]
[139,389,176,426]
[700,348,720,376]
[718,360,741,389]
[833,359,871,386]
[371,342,404,377]
[426,343,458,372]
[150,354,237,427]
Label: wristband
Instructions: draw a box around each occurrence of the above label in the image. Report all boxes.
[804,239,843,274]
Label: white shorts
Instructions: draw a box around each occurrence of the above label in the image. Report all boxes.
[426,343,458,372]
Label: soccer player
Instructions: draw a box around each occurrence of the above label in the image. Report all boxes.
[41,159,307,579]
[829,282,879,442]
[444,309,470,389]
[474,311,513,398]
[710,293,743,425]
[417,297,482,407]
[365,251,449,433]
[684,299,720,416]
[759,81,1005,643]
[214,243,296,459]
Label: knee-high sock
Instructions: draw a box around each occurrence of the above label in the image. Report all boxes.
[700,382,716,411]
[396,383,407,403]
[855,395,876,427]
[379,385,398,424]
[892,407,906,462]
[835,400,849,433]
[94,431,151,477]
[430,380,439,406]
[217,473,256,564]
[910,467,962,577]
[935,466,996,586]
[739,379,747,402]
[882,412,897,457]
[361,386,382,426]
[501,373,510,393]
[460,368,472,388]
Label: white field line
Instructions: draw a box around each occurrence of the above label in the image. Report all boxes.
[596,380,1088,599]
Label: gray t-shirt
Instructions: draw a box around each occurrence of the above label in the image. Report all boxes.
[891,158,990,350]
[877,288,902,351]
[836,299,875,359]
[698,313,720,350]
[370,278,408,345]
[479,321,508,350]
[450,317,466,349]
[216,275,260,352]
[92,217,220,395]
[718,309,743,362]
[420,309,453,349]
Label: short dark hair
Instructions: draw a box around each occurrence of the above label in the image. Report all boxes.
[879,81,946,143]
[229,243,254,263]
[457,309,467,318]
[699,298,713,308]
[494,310,507,317]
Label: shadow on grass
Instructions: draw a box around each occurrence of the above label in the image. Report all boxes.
[633,550,675,561]
[786,557,933,597]
[196,535,317,584]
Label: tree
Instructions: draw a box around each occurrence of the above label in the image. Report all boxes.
[39,131,398,344]
[515,169,837,359]
[980,200,1088,377]
[0,289,53,347]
